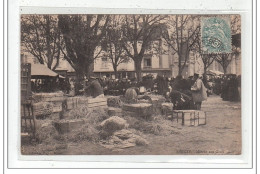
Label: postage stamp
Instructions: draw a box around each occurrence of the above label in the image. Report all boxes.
[201,17,232,54]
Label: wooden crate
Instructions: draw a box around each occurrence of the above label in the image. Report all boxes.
[53,119,86,134]
[122,103,153,118]
[172,110,206,126]
[43,96,65,113]
[66,97,81,110]
[138,95,166,115]
[78,97,89,107]
[33,102,53,117]
[87,97,107,109]
[33,92,64,102]
[66,97,107,110]
[51,101,63,113]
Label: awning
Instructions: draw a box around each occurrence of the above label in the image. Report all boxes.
[207,70,224,75]
[31,64,58,78]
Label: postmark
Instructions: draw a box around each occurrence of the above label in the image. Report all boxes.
[201,17,232,54]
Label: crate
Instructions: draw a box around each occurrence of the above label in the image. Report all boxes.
[33,102,53,117]
[52,101,63,113]
[66,97,81,110]
[122,103,153,119]
[138,95,166,115]
[32,92,64,103]
[53,119,86,134]
[172,110,206,126]
[43,96,65,113]
[87,97,107,109]
[66,97,107,110]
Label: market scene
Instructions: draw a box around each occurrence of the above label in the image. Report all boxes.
[20,14,241,155]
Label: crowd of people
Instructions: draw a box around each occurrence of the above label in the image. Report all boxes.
[31,77,71,93]
[97,73,241,110]
[89,74,208,110]
[214,74,241,102]
[31,73,241,110]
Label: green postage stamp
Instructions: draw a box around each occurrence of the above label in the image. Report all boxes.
[201,17,232,54]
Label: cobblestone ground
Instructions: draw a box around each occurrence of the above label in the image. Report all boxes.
[61,94,241,155]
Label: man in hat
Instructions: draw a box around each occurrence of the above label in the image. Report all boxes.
[191,73,207,110]
[85,76,104,98]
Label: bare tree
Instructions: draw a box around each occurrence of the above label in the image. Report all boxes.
[58,15,109,94]
[162,15,200,76]
[201,54,217,74]
[21,15,62,70]
[215,15,241,75]
[215,46,240,75]
[121,15,167,81]
[215,53,233,74]
[101,16,130,78]
[194,36,217,75]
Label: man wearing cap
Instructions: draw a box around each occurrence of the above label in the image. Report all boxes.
[191,73,207,110]
[85,76,104,98]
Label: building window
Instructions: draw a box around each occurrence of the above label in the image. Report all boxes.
[144,58,152,67]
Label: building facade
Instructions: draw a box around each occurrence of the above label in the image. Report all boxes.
[21,41,241,80]
[93,52,172,79]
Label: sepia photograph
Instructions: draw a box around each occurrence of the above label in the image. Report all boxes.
[20,14,241,155]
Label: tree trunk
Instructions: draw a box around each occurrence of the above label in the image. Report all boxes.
[52,48,60,71]
[45,16,52,70]
[204,66,208,76]
[86,62,94,78]
[134,58,142,82]
[84,64,89,78]
[178,67,182,76]
[74,60,93,95]
[113,65,118,79]
[178,54,183,76]
[223,67,227,74]
[74,68,84,95]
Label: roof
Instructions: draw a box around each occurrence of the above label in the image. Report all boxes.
[55,59,75,72]
[207,70,224,75]
[31,64,58,77]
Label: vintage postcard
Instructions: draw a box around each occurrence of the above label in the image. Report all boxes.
[20,14,241,155]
